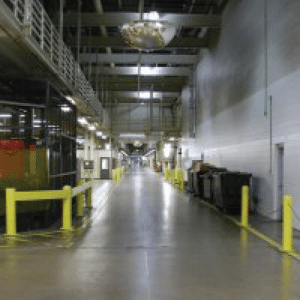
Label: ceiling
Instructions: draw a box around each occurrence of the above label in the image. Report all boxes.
[0,0,229,149]
[39,0,227,110]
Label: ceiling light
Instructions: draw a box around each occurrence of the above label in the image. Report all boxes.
[61,105,72,112]
[0,114,12,118]
[65,96,76,105]
[146,11,160,21]
[78,117,88,125]
[102,135,107,139]
[139,91,151,99]
[96,131,102,137]
[88,124,96,131]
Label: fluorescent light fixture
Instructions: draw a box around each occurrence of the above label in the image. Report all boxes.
[145,11,160,21]
[88,124,96,131]
[65,96,76,105]
[139,91,151,99]
[78,117,88,125]
[0,114,12,118]
[141,67,159,76]
[76,138,85,144]
[120,133,145,139]
[102,135,107,139]
[61,105,72,112]
[96,131,102,137]
[0,129,12,132]
[169,137,175,141]
[163,143,172,158]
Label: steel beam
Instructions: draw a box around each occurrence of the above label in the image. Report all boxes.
[69,36,208,48]
[110,91,179,98]
[63,13,221,27]
[80,53,198,64]
[83,66,191,76]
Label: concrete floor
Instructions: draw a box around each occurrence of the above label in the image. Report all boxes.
[0,168,300,299]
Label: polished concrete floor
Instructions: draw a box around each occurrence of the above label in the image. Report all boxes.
[0,168,300,299]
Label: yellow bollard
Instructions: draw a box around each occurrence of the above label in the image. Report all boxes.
[241,186,249,228]
[282,194,293,252]
[62,186,72,230]
[6,188,17,236]
[76,179,85,217]
[117,168,121,183]
[85,178,93,209]
[165,167,169,181]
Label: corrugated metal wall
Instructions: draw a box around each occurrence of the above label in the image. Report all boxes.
[180,0,300,229]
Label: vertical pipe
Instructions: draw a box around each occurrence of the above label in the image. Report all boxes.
[139,0,144,20]
[270,95,273,173]
[6,188,16,236]
[241,186,249,228]
[282,194,293,252]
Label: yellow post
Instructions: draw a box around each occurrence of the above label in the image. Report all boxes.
[165,167,169,181]
[85,178,93,209]
[178,169,184,191]
[76,179,85,217]
[6,188,17,236]
[61,186,72,230]
[282,194,293,252]
[241,186,249,228]
[117,168,121,183]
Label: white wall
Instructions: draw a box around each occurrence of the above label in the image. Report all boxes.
[180,0,300,228]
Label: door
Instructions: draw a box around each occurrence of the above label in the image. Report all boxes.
[100,157,110,179]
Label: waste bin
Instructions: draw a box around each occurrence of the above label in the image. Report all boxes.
[214,172,252,214]
[203,173,213,202]
[186,168,194,192]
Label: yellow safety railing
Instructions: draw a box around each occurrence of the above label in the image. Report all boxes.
[6,179,93,236]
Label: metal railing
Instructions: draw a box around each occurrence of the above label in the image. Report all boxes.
[2,0,109,127]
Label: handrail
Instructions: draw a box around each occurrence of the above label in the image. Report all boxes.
[1,0,109,127]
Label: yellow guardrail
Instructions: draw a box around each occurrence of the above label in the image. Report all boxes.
[6,179,93,236]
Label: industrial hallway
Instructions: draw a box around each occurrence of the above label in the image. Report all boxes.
[0,169,300,300]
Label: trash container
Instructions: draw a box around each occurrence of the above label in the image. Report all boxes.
[203,172,213,202]
[214,172,252,214]
[187,168,194,192]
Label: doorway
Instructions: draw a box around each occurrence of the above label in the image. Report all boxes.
[275,143,284,220]
[100,157,110,179]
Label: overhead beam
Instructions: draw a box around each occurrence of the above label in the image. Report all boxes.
[80,53,198,64]
[64,13,221,27]
[69,36,208,48]
[109,91,179,98]
[83,66,191,76]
